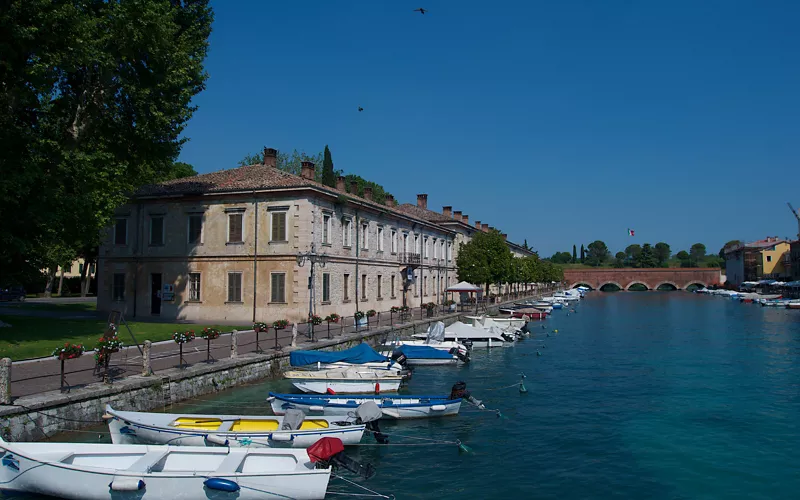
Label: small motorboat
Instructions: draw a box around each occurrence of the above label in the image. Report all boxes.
[384,321,471,353]
[0,436,334,500]
[289,343,408,376]
[268,393,462,419]
[467,315,526,329]
[283,367,405,394]
[105,405,365,448]
[507,307,548,320]
[392,344,468,366]
[413,321,515,347]
[787,302,800,309]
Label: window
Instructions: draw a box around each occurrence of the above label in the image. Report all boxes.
[227,272,242,302]
[391,230,398,253]
[424,276,428,296]
[114,218,127,245]
[271,273,286,303]
[188,214,203,244]
[112,273,125,301]
[377,275,382,298]
[150,216,164,246]
[344,274,350,300]
[361,223,369,249]
[322,273,331,302]
[362,274,367,299]
[391,275,396,297]
[343,219,352,247]
[228,213,243,243]
[378,227,384,252]
[767,255,772,263]
[271,211,287,242]
[433,238,438,259]
[188,273,201,301]
[322,213,331,244]
[447,242,452,261]
[403,233,409,253]
[424,237,429,259]
[415,235,420,254]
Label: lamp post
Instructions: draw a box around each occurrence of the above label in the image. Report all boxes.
[297,242,328,342]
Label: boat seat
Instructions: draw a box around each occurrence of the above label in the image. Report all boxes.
[214,450,246,474]
[217,420,234,432]
[127,450,170,473]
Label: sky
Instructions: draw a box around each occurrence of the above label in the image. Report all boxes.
[178,0,800,257]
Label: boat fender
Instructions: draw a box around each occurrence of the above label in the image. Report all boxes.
[266,396,275,402]
[270,432,293,442]
[327,388,337,395]
[430,404,447,411]
[374,382,380,394]
[204,478,240,492]
[309,405,325,412]
[109,478,145,491]
[101,413,113,420]
[204,434,230,447]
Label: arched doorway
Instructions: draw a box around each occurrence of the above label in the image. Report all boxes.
[599,282,623,292]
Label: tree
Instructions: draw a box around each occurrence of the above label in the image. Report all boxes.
[572,244,577,263]
[549,251,573,264]
[676,250,690,268]
[690,243,706,267]
[580,244,585,263]
[654,242,671,267]
[584,240,610,267]
[0,0,213,282]
[167,162,198,180]
[637,243,657,268]
[613,252,626,268]
[625,244,642,267]
[523,239,529,251]
[238,149,325,179]
[456,230,514,295]
[321,145,336,187]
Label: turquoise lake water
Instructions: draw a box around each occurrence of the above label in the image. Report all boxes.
[8,292,800,499]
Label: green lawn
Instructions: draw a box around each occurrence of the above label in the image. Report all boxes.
[2,302,98,312]
[0,315,248,360]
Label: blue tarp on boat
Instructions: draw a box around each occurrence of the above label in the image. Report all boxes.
[395,345,453,360]
[290,343,388,366]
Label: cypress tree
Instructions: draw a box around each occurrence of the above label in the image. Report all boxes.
[580,244,585,263]
[321,145,336,187]
[572,244,577,263]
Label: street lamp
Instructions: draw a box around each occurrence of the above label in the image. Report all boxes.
[297,242,329,341]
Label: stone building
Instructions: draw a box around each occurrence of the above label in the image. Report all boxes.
[97,149,460,323]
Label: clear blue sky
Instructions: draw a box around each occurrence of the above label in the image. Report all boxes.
[179,0,800,257]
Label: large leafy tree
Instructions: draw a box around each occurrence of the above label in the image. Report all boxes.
[549,251,573,264]
[654,242,671,267]
[625,244,642,267]
[0,0,213,282]
[613,252,626,268]
[689,243,707,267]
[637,243,658,268]
[456,230,514,294]
[585,240,610,267]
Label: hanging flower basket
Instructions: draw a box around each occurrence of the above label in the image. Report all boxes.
[173,330,196,344]
[325,313,340,323]
[272,319,289,330]
[201,327,220,340]
[424,302,437,312]
[52,343,85,361]
[443,299,456,307]
[253,322,268,333]
[366,309,377,318]
[94,336,123,363]
[399,305,410,313]
[390,306,400,313]
[354,310,365,321]
[309,314,323,326]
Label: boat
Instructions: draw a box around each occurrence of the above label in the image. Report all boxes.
[413,321,515,347]
[384,321,470,353]
[0,436,332,500]
[467,315,526,330]
[392,344,466,366]
[105,405,365,448]
[283,367,405,394]
[268,393,462,419]
[549,302,564,309]
[499,307,548,319]
[788,302,800,309]
[289,343,407,375]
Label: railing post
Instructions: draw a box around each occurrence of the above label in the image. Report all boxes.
[0,358,11,404]
[230,330,238,358]
[142,340,152,376]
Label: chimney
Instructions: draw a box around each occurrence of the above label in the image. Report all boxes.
[336,176,346,191]
[363,186,373,201]
[385,194,395,207]
[462,214,469,224]
[501,233,508,240]
[300,161,315,180]
[417,194,428,209]
[442,206,452,218]
[263,147,278,168]
[453,210,462,222]
[475,220,482,229]
[350,180,359,195]
[481,223,489,232]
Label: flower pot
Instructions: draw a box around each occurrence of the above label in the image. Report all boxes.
[449,304,457,312]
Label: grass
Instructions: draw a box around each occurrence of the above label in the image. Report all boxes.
[1,302,98,312]
[0,315,249,361]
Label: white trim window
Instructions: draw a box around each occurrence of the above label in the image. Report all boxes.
[112,273,125,301]
[391,229,398,254]
[114,218,128,245]
[433,238,438,259]
[271,273,286,303]
[188,272,201,301]
[227,212,244,243]
[187,214,203,244]
[343,218,353,247]
[227,272,242,302]
[414,235,420,254]
[270,210,288,242]
[424,237,429,259]
[403,232,409,253]
[447,242,452,261]
[377,226,384,252]
[361,222,369,249]
[322,213,332,245]
[322,273,331,302]
[149,216,164,246]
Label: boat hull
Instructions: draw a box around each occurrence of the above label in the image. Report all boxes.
[268,393,461,419]
[290,378,402,394]
[404,357,458,366]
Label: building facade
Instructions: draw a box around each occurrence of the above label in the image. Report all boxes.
[724,237,791,286]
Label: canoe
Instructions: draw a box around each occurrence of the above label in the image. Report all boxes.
[0,436,331,500]
[268,393,462,419]
[283,367,404,394]
[105,405,365,448]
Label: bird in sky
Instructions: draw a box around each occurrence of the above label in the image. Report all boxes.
[414,8,427,15]
[358,106,364,112]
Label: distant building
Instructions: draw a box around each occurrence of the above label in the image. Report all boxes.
[724,237,791,286]
[789,241,800,281]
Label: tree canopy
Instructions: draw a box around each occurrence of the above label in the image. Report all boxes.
[456,230,514,294]
[549,251,573,264]
[584,240,611,267]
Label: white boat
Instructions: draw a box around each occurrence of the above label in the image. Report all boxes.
[105,405,365,448]
[283,367,404,394]
[467,316,527,329]
[384,321,470,354]
[268,393,462,419]
[0,436,331,500]
[288,343,408,376]
[391,344,466,366]
[413,321,514,347]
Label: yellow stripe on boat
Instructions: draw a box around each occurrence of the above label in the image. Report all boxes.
[228,419,330,431]
[171,418,222,430]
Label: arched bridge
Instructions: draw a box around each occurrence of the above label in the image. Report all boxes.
[564,268,723,291]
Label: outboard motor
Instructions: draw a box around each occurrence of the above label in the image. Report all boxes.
[390,350,408,368]
[448,346,470,363]
[520,322,530,335]
[449,381,485,409]
[355,401,389,445]
[462,339,474,351]
[308,437,376,480]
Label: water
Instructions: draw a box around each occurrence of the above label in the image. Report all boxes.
[10,293,800,499]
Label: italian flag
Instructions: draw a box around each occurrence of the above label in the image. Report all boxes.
[628,228,635,236]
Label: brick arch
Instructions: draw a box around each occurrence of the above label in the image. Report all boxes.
[598,281,624,291]
[625,281,651,290]
[683,281,708,290]
[654,281,679,290]
[571,282,594,290]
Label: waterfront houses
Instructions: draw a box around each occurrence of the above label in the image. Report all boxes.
[724,237,792,286]
[97,149,532,323]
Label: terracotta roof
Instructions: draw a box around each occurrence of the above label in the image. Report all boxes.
[395,203,453,222]
[135,164,452,232]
